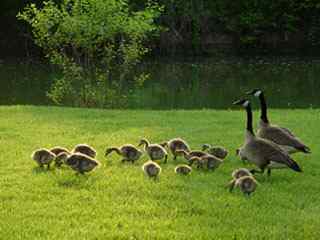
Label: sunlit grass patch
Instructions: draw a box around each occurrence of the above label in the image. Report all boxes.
[0,106,319,239]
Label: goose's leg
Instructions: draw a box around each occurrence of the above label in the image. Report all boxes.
[164,155,168,164]
[267,168,272,176]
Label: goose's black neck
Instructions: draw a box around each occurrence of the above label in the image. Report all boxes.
[245,103,254,135]
[259,93,269,124]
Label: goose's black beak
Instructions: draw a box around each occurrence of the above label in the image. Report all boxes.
[246,88,262,95]
[232,99,242,105]
[232,99,249,106]
[246,90,255,95]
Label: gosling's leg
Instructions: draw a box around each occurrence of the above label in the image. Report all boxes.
[188,159,194,166]
[228,180,236,193]
[173,155,177,161]
[121,158,128,163]
[250,168,265,175]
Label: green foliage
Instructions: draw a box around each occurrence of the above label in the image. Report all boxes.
[136,0,320,51]
[17,0,162,108]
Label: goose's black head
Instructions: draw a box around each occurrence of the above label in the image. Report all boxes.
[232,99,250,108]
[246,89,263,97]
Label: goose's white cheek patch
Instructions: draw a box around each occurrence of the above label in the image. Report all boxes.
[243,100,249,107]
[254,90,262,97]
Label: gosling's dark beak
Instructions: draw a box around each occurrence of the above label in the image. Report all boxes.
[202,144,210,151]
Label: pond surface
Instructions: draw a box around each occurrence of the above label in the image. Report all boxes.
[1,57,320,109]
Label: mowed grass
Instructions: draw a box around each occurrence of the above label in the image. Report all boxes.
[0,106,319,239]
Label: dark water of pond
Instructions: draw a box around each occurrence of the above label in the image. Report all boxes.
[0,57,320,109]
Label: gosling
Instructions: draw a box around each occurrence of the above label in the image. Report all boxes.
[189,155,223,171]
[161,138,191,160]
[65,153,100,174]
[232,168,252,179]
[105,144,143,163]
[139,138,168,163]
[202,144,228,159]
[175,164,192,175]
[72,143,97,158]
[200,155,223,171]
[229,175,258,196]
[50,146,70,167]
[31,148,55,169]
[175,149,207,165]
[50,146,70,156]
[55,152,70,167]
[142,160,161,179]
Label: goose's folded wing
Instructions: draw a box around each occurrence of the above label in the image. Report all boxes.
[260,126,308,150]
[253,138,302,172]
[279,127,295,137]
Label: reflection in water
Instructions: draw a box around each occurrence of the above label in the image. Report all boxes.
[1,57,320,109]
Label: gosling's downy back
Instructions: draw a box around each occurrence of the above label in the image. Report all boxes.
[142,161,161,178]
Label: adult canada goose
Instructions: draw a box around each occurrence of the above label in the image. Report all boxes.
[175,149,208,166]
[175,164,192,175]
[229,175,258,196]
[233,99,302,175]
[247,89,310,154]
[139,139,168,163]
[72,144,97,158]
[31,148,55,169]
[202,144,228,159]
[65,153,100,174]
[142,160,161,179]
[161,138,191,160]
[105,144,143,163]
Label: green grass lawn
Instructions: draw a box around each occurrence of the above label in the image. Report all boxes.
[0,106,319,239]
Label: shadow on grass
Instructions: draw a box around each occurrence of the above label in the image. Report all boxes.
[32,166,52,174]
[56,173,100,189]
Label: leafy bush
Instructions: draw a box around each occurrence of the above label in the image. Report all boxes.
[18,0,162,108]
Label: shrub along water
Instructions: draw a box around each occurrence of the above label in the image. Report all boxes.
[17,0,162,108]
